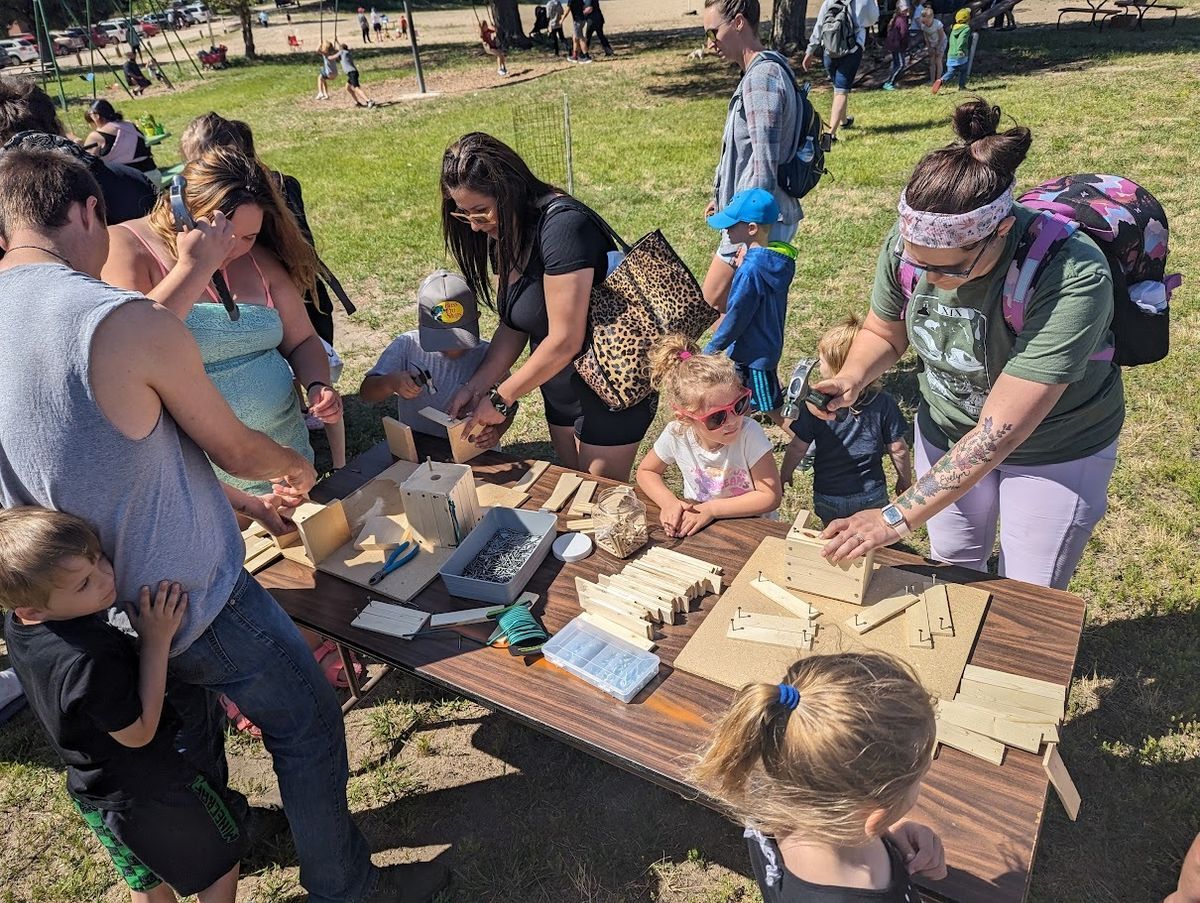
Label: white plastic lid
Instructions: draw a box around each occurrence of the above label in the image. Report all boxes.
[552,532,593,563]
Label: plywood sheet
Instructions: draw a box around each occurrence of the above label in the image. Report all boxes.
[317,540,453,605]
[674,537,990,699]
[475,481,530,510]
[339,459,420,530]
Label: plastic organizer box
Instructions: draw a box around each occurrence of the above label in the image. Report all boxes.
[541,616,660,703]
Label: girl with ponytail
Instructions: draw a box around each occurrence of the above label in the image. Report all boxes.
[809,98,1124,590]
[694,652,945,901]
[635,335,781,537]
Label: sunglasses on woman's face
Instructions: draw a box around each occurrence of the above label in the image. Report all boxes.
[675,387,752,431]
[893,229,997,280]
[450,208,496,226]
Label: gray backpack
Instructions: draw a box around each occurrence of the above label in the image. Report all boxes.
[821,0,858,58]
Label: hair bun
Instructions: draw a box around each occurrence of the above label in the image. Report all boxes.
[952,99,1002,144]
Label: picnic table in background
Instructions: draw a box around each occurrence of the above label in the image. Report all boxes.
[1058,0,1178,28]
[260,438,1089,902]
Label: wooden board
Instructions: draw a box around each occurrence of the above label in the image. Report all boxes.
[245,544,282,574]
[924,583,955,637]
[936,719,1006,766]
[1043,743,1081,821]
[907,592,934,649]
[577,610,657,651]
[354,515,410,551]
[952,692,1061,738]
[511,459,551,493]
[747,575,819,620]
[337,459,420,532]
[382,416,418,463]
[962,664,1068,705]
[844,591,920,635]
[936,698,1044,754]
[674,537,990,700]
[957,678,1065,720]
[785,515,874,604]
[418,406,486,464]
[568,481,597,516]
[543,473,584,512]
[475,481,529,510]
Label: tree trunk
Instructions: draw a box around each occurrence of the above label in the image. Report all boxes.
[771,0,810,55]
[240,9,256,58]
[489,0,532,49]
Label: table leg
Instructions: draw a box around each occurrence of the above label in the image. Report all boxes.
[336,641,391,715]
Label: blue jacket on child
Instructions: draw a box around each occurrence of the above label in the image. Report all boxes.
[705,242,796,370]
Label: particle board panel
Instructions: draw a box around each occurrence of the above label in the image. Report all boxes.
[674,536,990,700]
[337,459,421,532]
[354,515,410,551]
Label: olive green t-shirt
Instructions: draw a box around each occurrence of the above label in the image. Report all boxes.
[871,204,1124,465]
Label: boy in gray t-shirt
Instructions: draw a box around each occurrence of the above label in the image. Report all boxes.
[359,270,491,438]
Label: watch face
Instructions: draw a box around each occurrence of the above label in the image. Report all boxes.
[882,506,902,526]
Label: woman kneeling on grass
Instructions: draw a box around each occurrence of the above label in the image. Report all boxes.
[812,99,1124,589]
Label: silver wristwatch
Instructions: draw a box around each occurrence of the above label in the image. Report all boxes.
[880,503,911,538]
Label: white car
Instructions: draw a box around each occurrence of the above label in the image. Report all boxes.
[184,4,211,23]
[0,39,40,65]
[98,21,128,42]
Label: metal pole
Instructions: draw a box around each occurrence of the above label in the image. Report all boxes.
[563,93,573,194]
[34,0,68,118]
[148,0,205,79]
[319,0,325,44]
[402,0,425,93]
[86,0,96,98]
[334,0,340,42]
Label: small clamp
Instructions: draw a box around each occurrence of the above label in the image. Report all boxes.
[368,541,419,586]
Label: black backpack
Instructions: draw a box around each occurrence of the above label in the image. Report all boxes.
[749,51,827,202]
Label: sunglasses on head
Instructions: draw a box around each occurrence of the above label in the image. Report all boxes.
[450,208,496,226]
[892,229,997,280]
[675,387,752,431]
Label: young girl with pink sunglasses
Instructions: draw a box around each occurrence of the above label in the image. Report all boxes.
[636,335,783,538]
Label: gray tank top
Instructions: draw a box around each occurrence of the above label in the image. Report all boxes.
[0,264,243,654]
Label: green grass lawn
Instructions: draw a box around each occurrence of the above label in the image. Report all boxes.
[2,18,1199,902]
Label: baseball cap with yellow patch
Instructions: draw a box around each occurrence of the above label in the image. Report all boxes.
[417,269,480,352]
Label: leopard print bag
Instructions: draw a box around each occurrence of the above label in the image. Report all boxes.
[571,218,715,410]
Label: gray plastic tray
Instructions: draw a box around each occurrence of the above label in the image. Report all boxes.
[439,508,558,604]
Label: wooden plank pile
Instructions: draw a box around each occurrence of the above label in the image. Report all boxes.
[935,664,1081,820]
[572,547,724,651]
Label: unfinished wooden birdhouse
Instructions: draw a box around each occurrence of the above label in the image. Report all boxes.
[399,460,481,549]
[784,511,874,604]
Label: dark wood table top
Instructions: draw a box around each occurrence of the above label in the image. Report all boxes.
[260,439,1086,903]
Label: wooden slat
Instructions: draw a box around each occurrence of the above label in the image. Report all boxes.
[963,664,1068,703]
[842,591,920,634]
[924,583,955,637]
[936,719,1006,766]
[269,437,1090,903]
[568,481,597,516]
[748,575,819,621]
[577,611,657,651]
[543,473,584,512]
[1043,743,1081,821]
[936,698,1045,754]
[907,592,933,648]
[958,678,1065,720]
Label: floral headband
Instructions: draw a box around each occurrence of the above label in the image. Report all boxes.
[897,181,1015,249]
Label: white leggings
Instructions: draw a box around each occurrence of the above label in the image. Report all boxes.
[915,423,1118,590]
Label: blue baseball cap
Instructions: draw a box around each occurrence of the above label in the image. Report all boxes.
[707,188,780,230]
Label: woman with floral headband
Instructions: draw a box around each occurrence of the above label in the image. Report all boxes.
[810,99,1123,589]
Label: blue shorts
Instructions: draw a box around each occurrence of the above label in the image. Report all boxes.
[823,46,863,93]
[735,363,783,414]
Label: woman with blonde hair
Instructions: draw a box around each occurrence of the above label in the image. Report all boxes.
[102,146,343,499]
[694,651,947,901]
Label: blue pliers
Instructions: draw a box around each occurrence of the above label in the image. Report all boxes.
[368,540,419,585]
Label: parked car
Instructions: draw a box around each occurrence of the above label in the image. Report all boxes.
[50,30,86,51]
[98,21,127,43]
[0,39,41,65]
[184,4,212,23]
[137,21,160,36]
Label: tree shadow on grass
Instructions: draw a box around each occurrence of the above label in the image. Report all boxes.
[1030,609,1200,900]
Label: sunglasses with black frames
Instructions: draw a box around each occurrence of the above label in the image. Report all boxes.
[892,228,998,280]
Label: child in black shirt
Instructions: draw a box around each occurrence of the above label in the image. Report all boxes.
[693,652,945,902]
[0,507,245,902]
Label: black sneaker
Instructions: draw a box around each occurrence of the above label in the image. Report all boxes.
[365,861,452,903]
[842,116,855,129]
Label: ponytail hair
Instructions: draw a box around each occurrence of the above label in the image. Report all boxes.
[904,98,1032,214]
[692,652,936,844]
[649,334,742,425]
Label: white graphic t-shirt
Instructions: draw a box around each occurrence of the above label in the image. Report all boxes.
[653,418,775,504]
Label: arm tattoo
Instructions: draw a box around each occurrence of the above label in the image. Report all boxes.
[896,417,1014,511]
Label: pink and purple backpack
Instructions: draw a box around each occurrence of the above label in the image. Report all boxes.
[900,173,1180,366]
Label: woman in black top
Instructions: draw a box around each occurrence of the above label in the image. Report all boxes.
[442,132,657,480]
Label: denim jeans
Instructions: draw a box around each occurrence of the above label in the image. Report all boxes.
[813,485,889,527]
[943,55,969,89]
[167,571,375,903]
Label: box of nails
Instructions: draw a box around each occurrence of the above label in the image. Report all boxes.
[439,508,558,604]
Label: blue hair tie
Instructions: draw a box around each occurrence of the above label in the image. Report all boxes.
[777,684,800,711]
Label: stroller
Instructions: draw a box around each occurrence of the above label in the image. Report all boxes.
[198,44,228,70]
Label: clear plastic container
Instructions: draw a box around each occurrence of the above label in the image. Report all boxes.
[592,486,648,559]
[541,616,660,703]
